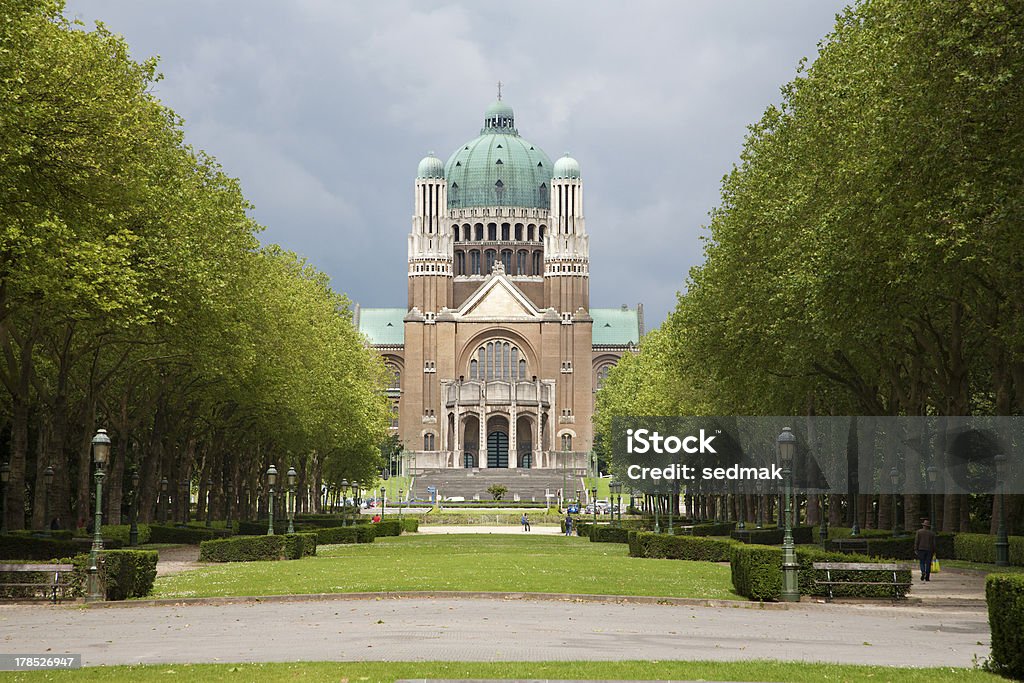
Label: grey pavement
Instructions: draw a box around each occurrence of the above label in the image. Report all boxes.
[0,596,989,667]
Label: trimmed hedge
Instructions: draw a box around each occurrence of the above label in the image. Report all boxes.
[987,573,1024,679]
[574,522,593,537]
[314,525,376,545]
[826,534,954,561]
[680,521,735,537]
[589,526,631,544]
[373,520,403,537]
[955,533,1024,566]
[198,533,317,562]
[93,524,151,546]
[630,532,735,561]
[732,526,815,545]
[8,529,74,541]
[730,544,782,601]
[0,534,82,561]
[400,518,419,533]
[148,525,216,545]
[93,550,158,600]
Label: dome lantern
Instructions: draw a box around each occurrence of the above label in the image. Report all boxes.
[417,152,445,179]
[553,153,581,180]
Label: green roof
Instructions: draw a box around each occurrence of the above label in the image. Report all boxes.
[591,307,640,346]
[358,308,405,346]
[445,101,552,210]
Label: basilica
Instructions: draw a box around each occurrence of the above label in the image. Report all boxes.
[355,98,641,483]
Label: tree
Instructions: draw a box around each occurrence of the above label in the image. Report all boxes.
[487,484,508,501]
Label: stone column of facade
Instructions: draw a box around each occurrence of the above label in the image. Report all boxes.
[508,403,518,469]
[479,405,487,469]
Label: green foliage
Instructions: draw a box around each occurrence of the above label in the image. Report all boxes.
[94,524,151,545]
[486,484,508,501]
[682,522,736,537]
[730,544,783,601]
[313,525,376,545]
[148,525,216,545]
[955,533,1024,566]
[589,526,631,544]
[400,518,419,533]
[198,533,316,562]
[94,550,158,600]
[796,546,912,600]
[630,532,736,561]
[0,534,82,561]
[373,520,402,537]
[986,574,1024,679]
[733,526,815,545]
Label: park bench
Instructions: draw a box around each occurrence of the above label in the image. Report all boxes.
[812,561,912,601]
[0,563,76,603]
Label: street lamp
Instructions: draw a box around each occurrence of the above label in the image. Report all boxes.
[609,481,620,526]
[241,483,250,522]
[266,465,278,535]
[380,486,386,518]
[755,477,764,529]
[87,428,111,602]
[819,491,828,548]
[0,462,9,534]
[737,481,746,531]
[129,470,140,546]
[205,478,213,528]
[777,426,799,603]
[178,479,189,526]
[995,454,1009,567]
[398,488,404,525]
[889,466,901,537]
[159,477,168,524]
[591,486,598,528]
[42,465,55,536]
[340,479,349,526]
[287,467,297,534]
[926,465,938,529]
[226,480,234,533]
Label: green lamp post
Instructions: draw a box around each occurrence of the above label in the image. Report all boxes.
[340,479,349,526]
[226,480,234,533]
[926,465,938,528]
[777,426,799,603]
[889,466,902,537]
[609,481,620,526]
[398,488,404,525]
[591,486,598,527]
[266,465,278,535]
[42,465,54,536]
[87,428,111,602]
[129,470,139,546]
[205,477,213,528]
[287,467,297,534]
[819,491,828,548]
[995,454,1009,567]
[380,486,386,518]
[159,477,168,524]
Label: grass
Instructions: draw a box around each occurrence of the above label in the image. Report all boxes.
[0,660,1002,682]
[152,534,739,600]
[942,559,1024,574]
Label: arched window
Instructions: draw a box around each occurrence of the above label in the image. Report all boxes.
[561,434,572,451]
[424,433,436,451]
[532,252,542,275]
[452,225,460,242]
[528,225,535,241]
[516,250,527,275]
[470,250,481,275]
[471,340,527,380]
[487,223,497,241]
[501,249,512,273]
[539,225,547,239]
[474,224,484,240]
[596,363,614,390]
[501,223,510,240]
[387,365,401,390]
[463,224,471,241]
[456,251,466,275]
[485,249,496,272]
[514,224,523,240]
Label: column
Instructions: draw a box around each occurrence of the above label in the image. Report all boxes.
[479,406,487,468]
[509,405,518,469]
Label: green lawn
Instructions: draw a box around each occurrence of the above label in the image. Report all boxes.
[0,660,1001,682]
[942,559,1024,574]
[153,534,739,600]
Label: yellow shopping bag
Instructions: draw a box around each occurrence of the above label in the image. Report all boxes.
[931,557,941,573]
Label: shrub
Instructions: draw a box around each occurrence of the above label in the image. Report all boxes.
[955,533,1024,566]
[400,518,419,533]
[589,526,631,544]
[314,525,376,545]
[730,543,782,601]
[0,534,81,561]
[627,531,643,557]
[8,529,74,541]
[95,550,158,600]
[283,533,317,559]
[293,515,352,528]
[198,533,317,562]
[632,532,735,561]
[0,556,83,600]
[574,522,593,537]
[685,521,735,537]
[148,525,216,545]
[987,574,1024,679]
[373,520,402,537]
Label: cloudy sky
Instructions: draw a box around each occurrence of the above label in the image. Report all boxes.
[64,0,848,326]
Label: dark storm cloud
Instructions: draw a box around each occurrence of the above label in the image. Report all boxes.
[63,0,848,325]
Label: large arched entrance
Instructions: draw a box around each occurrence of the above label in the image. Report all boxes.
[517,415,533,468]
[486,415,509,468]
[463,415,480,468]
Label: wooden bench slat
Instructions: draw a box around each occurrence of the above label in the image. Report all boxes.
[812,562,911,571]
[0,564,74,572]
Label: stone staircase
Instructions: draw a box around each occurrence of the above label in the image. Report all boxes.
[410,467,586,503]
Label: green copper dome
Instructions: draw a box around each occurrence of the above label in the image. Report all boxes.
[553,153,581,179]
[417,152,445,179]
[445,101,552,209]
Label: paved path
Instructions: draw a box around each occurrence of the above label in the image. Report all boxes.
[417,525,563,535]
[0,595,988,667]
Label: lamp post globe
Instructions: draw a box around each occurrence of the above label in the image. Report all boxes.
[129,470,140,546]
[286,467,297,534]
[776,426,799,603]
[995,454,1009,567]
[266,465,278,535]
[87,428,112,602]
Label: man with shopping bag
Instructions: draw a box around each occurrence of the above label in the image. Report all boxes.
[915,519,937,581]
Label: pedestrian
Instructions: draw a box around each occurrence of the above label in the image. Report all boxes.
[524,513,531,532]
[521,512,528,532]
[915,518,937,581]
[564,513,573,536]
[50,515,62,531]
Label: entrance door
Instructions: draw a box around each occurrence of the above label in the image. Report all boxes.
[487,431,509,468]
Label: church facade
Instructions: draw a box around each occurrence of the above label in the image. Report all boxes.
[356,99,641,475]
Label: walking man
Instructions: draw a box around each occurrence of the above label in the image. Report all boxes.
[564,513,573,536]
[915,519,937,581]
